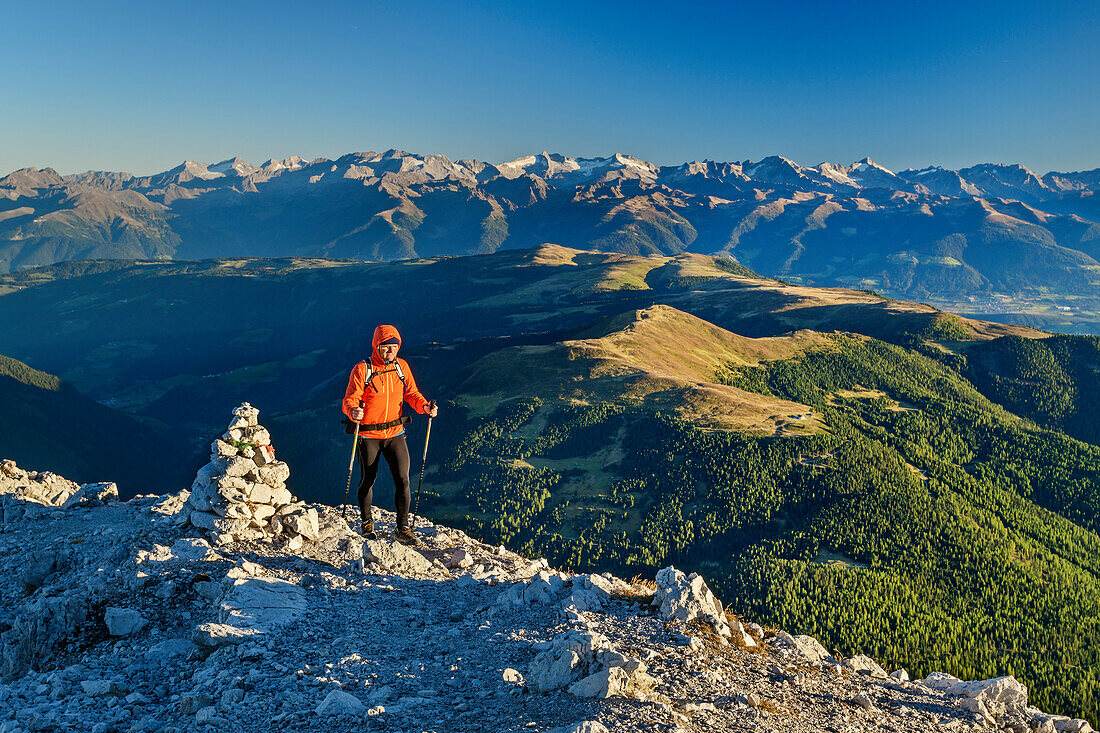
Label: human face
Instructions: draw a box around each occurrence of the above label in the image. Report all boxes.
[377,343,399,362]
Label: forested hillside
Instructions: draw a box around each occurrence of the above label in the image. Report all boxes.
[963,334,1100,445]
[0,354,185,492]
[408,327,1100,723]
[1,246,1098,721]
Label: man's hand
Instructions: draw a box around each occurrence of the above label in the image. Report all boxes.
[350,406,364,422]
[427,400,439,418]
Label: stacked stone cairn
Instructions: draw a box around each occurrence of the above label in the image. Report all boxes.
[186,403,320,549]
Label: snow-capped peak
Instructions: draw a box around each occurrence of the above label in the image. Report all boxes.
[208,157,257,177]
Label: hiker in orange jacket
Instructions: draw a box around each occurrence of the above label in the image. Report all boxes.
[342,324,438,545]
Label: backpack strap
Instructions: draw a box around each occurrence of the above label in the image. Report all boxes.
[392,360,408,390]
[361,360,377,395]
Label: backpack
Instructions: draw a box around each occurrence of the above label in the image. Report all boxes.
[341,359,410,434]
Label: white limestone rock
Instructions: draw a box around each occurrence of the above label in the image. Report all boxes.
[192,622,263,648]
[654,565,731,637]
[81,680,127,697]
[446,547,474,569]
[104,607,146,637]
[144,638,198,661]
[221,456,255,478]
[316,689,367,716]
[170,537,218,562]
[568,664,657,699]
[772,630,835,664]
[844,654,888,678]
[920,671,962,690]
[189,511,250,535]
[212,439,237,458]
[270,486,293,506]
[727,619,757,648]
[247,483,272,505]
[254,461,290,486]
[283,508,320,541]
[362,538,433,574]
[61,482,118,509]
[563,573,616,612]
[219,576,308,630]
[527,631,616,692]
[230,402,260,429]
[528,649,583,692]
[950,675,1028,706]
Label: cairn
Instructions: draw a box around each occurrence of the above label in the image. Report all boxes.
[186,403,320,549]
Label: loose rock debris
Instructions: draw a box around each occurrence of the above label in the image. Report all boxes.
[0,451,1095,733]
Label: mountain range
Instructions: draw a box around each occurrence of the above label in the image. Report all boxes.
[3,150,1100,332]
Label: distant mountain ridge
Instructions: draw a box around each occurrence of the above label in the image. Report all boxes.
[2,149,1100,314]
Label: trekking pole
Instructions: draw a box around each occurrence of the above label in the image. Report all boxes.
[413,415,433,517]
[342,400,365,525]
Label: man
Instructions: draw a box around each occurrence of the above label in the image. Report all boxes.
[342,324,438,545]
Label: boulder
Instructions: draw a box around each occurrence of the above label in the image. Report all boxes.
[528,649,583,692]
[247,483,273,505]
[81,680,127,697]
[144,638,198,661]
[654,566,731,637]
[446,548,474,569]
[269,486,293,506]
[527,631,618,692]
[219,577,308,630]
[730,619,757,648]
[950,675,1028,707]
[283,508,320,541]
[169,537,218,562]
[362,538,433,575]
[564,574,615,612]
[189,511,250,535]
[844,654,888,678]
[568,664,657,699]
[920,671,962,690]
[192,623,262,648]
[104,607,146,637]
[772,631,835,664]
[316,689,367,716]
[221,456,255,478]
[61,482,118,509]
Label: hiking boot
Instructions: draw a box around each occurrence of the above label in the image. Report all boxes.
[360,520,376,540]
[394,527,421,547]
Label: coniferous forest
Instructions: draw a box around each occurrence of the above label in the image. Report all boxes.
[425,333,1100,722]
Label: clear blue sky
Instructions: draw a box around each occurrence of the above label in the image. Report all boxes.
[2,0,1097,175]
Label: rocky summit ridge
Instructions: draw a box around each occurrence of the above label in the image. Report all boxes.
[0,405,1094,733]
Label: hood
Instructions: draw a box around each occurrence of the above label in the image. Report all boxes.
[371,324,402,365]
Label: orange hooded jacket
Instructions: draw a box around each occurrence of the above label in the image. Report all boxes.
[341,325,430,440]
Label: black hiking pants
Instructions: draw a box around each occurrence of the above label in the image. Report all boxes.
[356,434,412,529]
